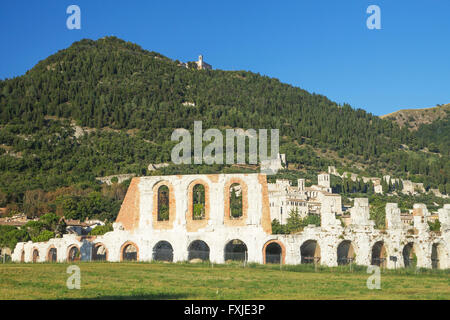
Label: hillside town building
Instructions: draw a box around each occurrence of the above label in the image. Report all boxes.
[12,173,450,269]
[268,173,341,224]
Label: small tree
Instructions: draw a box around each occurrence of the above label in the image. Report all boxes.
[286,208,302,233]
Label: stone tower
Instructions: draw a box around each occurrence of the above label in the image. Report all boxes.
[318,173,331,189]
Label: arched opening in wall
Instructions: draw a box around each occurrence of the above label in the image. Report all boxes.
[192,184,206,220]
[229,183,243,219]
[157,185,170,221]
[20,250,25,263]
[402,243,417,268]
[68,245,80,262]
[224,239,247,262]
[300,240,321,264]
[431,243,443,269]
[47,247,57,263]
[337,240,355,265]
[32,249,39,263]
[371,241,386,267]
[265,242,282,264]
[153,241,173,262]
[92,243,107,261]
[122,243,138,261]
[188,240,210,261]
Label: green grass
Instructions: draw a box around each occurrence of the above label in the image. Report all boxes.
[0,262,449,300]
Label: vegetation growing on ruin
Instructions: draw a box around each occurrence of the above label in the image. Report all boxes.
[271,208,320,234]
[89,223,114,236]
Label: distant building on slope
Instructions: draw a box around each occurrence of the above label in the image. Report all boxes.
[196,55,212,70]
[268,173,342,224]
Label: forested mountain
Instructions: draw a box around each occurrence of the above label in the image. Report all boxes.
[381,104,450,156]
[0,36,448,219]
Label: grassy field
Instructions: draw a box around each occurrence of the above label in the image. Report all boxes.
[0,262,449,300]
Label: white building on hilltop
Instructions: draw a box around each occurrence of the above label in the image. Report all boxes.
[196,55,212,70]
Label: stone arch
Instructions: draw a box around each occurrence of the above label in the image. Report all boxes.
[300,240,321,264]
[192,184,206,219]
[186,179,210,232]
[371,241,386,267]
[92,243,108,261]
[152,181,176,230]
[224,239,248,262]
[188,240,210,261]
[67,245,81,262]
[120,241,139,262]
[47,246,57,263]
[20,250,25,263]
[431,242,446,269]
[229,183,243,218]
[157,185,170,221]
[402,242,417,268]
[224,178,248,227]
[337,240,355,265]
[263,240,285,264]
[32,248,39,263]
[153,240,173,262]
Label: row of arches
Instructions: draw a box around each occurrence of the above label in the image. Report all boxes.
[156,182,244,221]
[21,239,446,268]
[370,241,445,269]
[120,240,247,263]
[22,243,108,263]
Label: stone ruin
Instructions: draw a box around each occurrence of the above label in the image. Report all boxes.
[12,174,450,269]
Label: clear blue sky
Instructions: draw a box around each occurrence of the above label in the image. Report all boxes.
[1,0,449,115]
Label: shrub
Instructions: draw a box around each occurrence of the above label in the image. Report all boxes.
[31,230,55,243]
[89,224,113,236]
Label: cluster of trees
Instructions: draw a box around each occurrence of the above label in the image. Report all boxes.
[88,223,113,235]
[271,208,321,234]
[414,109,450,156]
[331,176,375,195]
[0,180,127,223]
[0,212,66,250]
[0,225,29,251]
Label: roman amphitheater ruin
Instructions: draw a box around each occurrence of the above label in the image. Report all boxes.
[12,173,450,269]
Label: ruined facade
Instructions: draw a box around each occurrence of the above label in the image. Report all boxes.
[12,173,450,269]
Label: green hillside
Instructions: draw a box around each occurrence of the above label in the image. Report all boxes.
[0,36,448,220]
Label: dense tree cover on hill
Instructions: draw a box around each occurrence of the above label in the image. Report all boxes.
[0,212,67,249]
[0,36,448,219]
[415,112,450,156]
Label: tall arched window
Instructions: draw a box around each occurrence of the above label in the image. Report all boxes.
[229,183,243,219]
[68,246,80,262]
[193,184,205,220]
[47,247,57,263]
[337,240,355,265]
[157,185,170,221]
[371,241,386,267]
